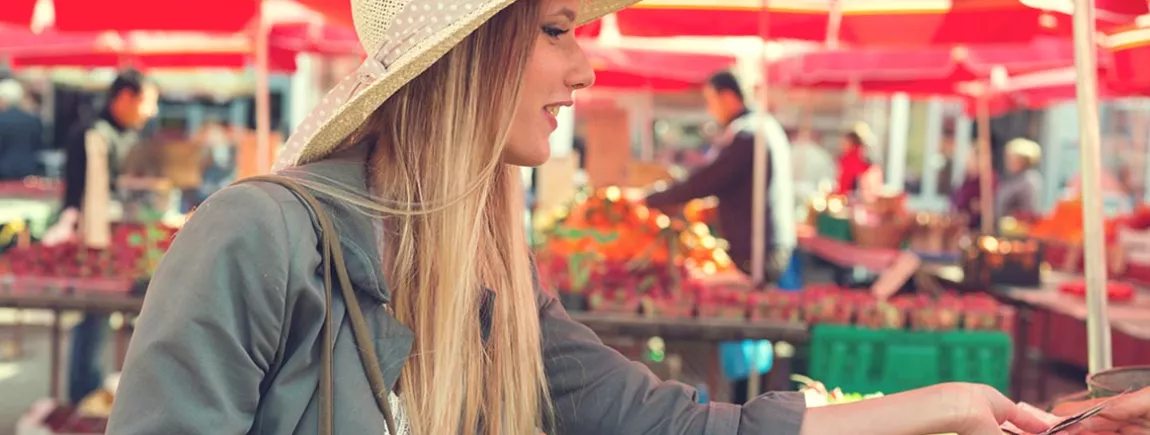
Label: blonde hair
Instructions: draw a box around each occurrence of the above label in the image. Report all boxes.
[299,2,550,435]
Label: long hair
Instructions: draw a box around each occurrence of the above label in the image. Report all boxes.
[304,2,549,434]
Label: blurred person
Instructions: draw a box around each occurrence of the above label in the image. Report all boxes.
[105,1,1055,434]
[789,129,837,207]
[196,119,237,205]
[951,147,995,230]
[835,122,878,195]
[41,69,158,405]
[996,137,1042,220]
[0,79,44,180]
[646,70,797,405]
[647,70,794,281]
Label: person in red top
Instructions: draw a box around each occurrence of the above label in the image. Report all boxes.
[836,123,876,195]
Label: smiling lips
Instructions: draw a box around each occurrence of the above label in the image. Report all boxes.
[543,104,565,131]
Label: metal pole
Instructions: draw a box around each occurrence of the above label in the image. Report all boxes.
[1071,0,1113,373]
[747,0,771,399]
[977,97,994,235]
[825,0,841,49]
[254,0,273,174]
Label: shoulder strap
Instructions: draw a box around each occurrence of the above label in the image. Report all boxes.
[233,175,398,435]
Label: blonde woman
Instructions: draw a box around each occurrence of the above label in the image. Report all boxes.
[106,1,1056,434]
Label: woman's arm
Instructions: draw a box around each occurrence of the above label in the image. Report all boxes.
[106,184,291,434]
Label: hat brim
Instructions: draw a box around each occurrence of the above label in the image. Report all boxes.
[277,0,640,170]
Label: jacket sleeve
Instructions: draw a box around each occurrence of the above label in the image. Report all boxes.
[61,127,88,211]
[106,184,290,434]
[646,132,758,207]
[538,278,806,434]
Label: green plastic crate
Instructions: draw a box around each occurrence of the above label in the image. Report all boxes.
[815,213,852,242]
[809,325,1011,394]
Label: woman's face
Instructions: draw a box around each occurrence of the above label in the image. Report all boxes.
[503,0,594,167]
[1006,154,1028,173]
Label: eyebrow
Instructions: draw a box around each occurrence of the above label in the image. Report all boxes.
[550,7,577,22]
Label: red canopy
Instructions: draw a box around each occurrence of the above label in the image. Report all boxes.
[1108,24,1150,92]
[0,0,260,32]
[769,37,1095,97]
[961,67,1135,117]
[608,0,1145,46]
[2,26,300,72]
[582,42,736,91]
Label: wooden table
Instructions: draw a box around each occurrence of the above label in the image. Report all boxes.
[0,277,142,402]
[570,312,809,399]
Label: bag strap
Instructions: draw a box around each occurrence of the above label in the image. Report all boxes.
[234,175,398,435]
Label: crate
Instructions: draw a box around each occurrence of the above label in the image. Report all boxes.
[809,325,1011,395]
[815,213,852,242]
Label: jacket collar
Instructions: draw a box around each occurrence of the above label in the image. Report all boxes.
[276,154,392,304]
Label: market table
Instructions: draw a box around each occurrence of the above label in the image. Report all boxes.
[0,276,140,402]
[925,264,1150,401]
[569,312,807,401]
[0,275,810,404]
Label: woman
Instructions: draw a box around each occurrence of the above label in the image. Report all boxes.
[997,138,1043,220]
[952,147,995,230]
[107,1,1056,434]
[835,122,877,195]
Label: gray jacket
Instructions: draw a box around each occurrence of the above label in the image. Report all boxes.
[105,156,805,434]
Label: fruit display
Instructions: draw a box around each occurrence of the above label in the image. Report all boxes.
[696,286,750,320]
[749,291,802,323]
[535,186,738,314]
[747,287,1011,332]
[856,298,913,330]
[1030,197,1125,246]
[0,221,177,281]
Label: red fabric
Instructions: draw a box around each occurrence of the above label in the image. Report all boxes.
[290,0,355,29]
[1111,25,1150,93]
[48,0,258,32]
[0,0,36,28]
[836,148,870,194]
[613,0,1144,44]
[269,22,363,56]
[10,48,298,72]
[769,38,1086,95]
[581,42,736,91]
[615,6,826,40]
[0,24,106,56]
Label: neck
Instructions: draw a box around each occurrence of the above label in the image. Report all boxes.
[722,107,749,127]
[101,108,130,132]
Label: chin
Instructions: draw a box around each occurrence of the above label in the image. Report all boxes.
[502,143,552,167]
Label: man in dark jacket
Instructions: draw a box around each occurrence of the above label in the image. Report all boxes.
[645,71,779,405]
[42,69,158,404]
[646,71,771,278]
[0,79,44,180]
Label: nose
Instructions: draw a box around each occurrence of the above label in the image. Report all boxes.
[567,43,596,90]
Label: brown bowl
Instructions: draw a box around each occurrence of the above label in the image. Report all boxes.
[1088,366,1150,398]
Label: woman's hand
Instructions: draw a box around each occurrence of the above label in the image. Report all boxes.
[946,383,1054,435]
[1052,388,1150,435]
[800,383,1052,435]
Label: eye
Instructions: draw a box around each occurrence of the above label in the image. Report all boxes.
[542,25,570,38]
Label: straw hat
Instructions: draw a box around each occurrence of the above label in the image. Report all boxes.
[273,0,638,170]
